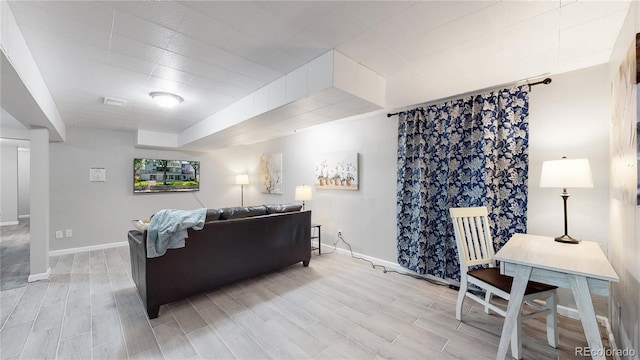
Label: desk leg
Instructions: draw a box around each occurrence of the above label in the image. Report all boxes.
[496,264,532,360]
[568,275,605,360]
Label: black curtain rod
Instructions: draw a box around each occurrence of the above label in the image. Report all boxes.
[527,77,552,87]
[386,77,552,118]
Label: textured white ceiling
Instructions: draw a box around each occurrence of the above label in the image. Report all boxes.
[2,0,632,148]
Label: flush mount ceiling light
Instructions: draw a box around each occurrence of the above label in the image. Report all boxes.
[149,92,183,109]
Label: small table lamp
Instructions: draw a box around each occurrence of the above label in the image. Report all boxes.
[295,185,312,211]
[540,157,593,243]
[236,174,249,206]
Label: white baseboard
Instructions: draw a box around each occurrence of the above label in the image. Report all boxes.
[0,221,19,226]
[28,268,50,282]
[554,306,623,360]
[533,300,610,327]
[554,303,609,324]
[18,214,30,219]
[321,242,454,286]
[49,241,128,256]
[617,325,639,360]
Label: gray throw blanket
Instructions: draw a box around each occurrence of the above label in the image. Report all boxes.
[146,208,207,258]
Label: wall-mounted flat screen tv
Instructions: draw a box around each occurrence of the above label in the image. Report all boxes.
[134,158,200,193]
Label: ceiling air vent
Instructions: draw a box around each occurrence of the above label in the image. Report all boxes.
[103,97,126,107]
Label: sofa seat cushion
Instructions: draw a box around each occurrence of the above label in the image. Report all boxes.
[219,205,267,220]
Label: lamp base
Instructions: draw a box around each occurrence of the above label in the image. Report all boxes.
[554,234,581,244]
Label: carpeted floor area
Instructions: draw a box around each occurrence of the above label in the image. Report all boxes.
[0,218,30,291]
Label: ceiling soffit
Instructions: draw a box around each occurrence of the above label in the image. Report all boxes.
[136,50,385,150]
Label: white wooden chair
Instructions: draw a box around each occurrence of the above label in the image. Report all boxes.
[449,206,558,359]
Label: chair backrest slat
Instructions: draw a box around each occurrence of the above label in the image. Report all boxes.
[470,216,484,260]
[449,207,495,271]
[475,216,491,260]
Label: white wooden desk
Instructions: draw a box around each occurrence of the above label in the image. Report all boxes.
[494,234,619,360]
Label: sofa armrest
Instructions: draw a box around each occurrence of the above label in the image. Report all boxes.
[127,230,152,315]
[129,230,143,244]
[128,230,145,257]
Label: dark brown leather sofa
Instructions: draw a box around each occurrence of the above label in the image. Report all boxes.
[127,204,311,318]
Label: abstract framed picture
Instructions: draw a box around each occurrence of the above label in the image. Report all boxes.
[611,40,637,205]
[314,152,359,191]
[260,153,282,194]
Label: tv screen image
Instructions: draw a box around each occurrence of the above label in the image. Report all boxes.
[134,158,200,193]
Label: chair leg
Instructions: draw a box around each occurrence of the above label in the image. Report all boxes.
[546,291,559,348]
[510,313,523,359]
[484,290,493,314]
[456,277,468,321]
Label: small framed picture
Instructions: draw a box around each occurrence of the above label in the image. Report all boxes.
[90,168,106,182]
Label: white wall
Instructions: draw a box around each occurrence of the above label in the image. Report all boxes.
[18,147,29,217]
[528,65,610,246]
[240,111,398,262]
[29,128,50,279]
[608,2,640,357]
[1,144,32,222]
[48,115,399,260]
[528,64,611,315]
[48,126,246,251]
[1,144,18,225]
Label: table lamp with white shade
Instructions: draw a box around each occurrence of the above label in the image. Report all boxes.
[236,174,249,206]
[295,185,312,211]
[540,157,593,244]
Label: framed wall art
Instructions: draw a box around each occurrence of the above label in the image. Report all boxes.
[260,153,282,194]
[611,39,637,205]
[133,158,199,193]
[314,152,359,191]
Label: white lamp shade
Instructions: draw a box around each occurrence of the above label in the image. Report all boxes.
[540,158,594,188]
[235,174,249,185]
[295,185,312,201]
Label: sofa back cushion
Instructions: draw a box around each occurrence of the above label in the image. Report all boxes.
[265,203,302,214]
[205,208,221,222]
[219,205,268,220]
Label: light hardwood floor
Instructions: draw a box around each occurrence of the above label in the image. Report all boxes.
[0,245,611,360]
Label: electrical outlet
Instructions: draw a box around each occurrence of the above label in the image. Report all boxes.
[55,231,63,239]
[65,229,73,237]
[338,229,343,237]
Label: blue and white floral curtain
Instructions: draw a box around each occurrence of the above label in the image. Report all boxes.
[396,85,529,281]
